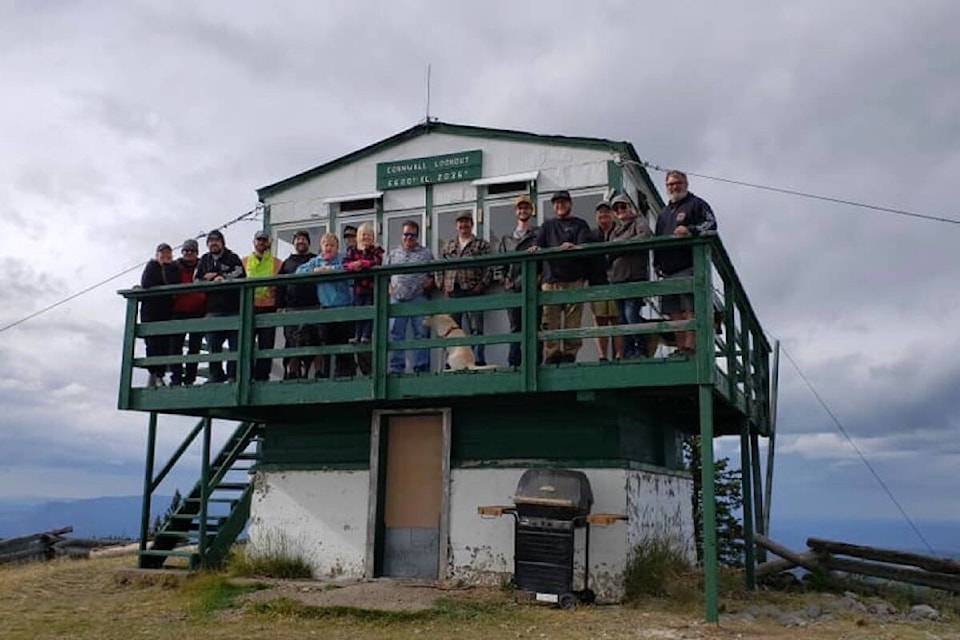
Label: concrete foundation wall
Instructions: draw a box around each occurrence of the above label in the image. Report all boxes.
[248,469,369,580]
[251,465,694,600]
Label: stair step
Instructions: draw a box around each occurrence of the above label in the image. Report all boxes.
[156,531,217,540]
[215,482,250,491]
[169,514,226,522]
[235,453,260,460]
[184,497,238,504]
[139,549,199,558]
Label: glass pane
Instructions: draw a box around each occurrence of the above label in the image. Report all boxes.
[384,213,424,251]
[571,193,605,225]
[274,223,327,257]
[433,208,469,254]
[487,202,515,250]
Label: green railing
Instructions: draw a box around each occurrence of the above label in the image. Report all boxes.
[118,235,771,433]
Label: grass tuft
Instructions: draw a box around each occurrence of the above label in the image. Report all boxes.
[181,573,265,616]
[226,538,313,580]
[624,537,693,602]
[249,596,509,624]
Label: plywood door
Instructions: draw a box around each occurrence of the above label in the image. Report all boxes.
[382,414,443,578]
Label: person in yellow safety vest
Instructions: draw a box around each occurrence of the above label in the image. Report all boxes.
[243,230,282,381]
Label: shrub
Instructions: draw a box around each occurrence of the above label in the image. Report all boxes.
[227,532,313,579]
[624,537,692,601]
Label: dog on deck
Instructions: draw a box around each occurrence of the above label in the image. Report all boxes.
[423,314,498,371]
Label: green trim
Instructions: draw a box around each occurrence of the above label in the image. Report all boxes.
[424,184,433,248]
[262,204,271,231]
[256,121,664,210]
[475,183,484,239]
[607,160,623,196]
[257,462,369,471]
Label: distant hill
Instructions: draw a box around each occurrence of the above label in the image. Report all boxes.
[0,495,173,539]
[770,516,960,559]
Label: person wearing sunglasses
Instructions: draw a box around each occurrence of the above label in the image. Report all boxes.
[384,220,435,373]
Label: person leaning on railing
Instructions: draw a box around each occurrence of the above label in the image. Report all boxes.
[139,243,179,388]
[497,194,541,368]
[276,229,320,380]
[438,211,492,366]
[608,193,653,359]
[296,233,356,378]
[384,219,435,374]
[527,190,593,365]
[242,230,282,382]
[169,238,206,386]
[195,230,246,384]
[587,200,622,362]
[654,170,717,356]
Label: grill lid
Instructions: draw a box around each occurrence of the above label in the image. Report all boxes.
[513,468,593,515]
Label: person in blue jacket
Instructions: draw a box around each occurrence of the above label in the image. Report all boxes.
[297,233,354,377]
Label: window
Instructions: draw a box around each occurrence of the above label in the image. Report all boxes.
[432,206,473,255]
[383,211,426,252]
[486,180,529,196]
[273,222,328,256]
[485,200,517,251]
[340,198,376,213]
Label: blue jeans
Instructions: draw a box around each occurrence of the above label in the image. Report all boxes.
[205,311,239,381]
[618,297,646,358]
[389,294,430,373]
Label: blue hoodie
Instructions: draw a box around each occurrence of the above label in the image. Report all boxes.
[296,253,353,308]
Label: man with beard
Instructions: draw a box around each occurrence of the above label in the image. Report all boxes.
[140,243,180,388]
[529,190,592,364]
[497,194,541,367]
[195,229,246,383]
[243,230,282,381]
[276,230,320,379]
[438,211,492,366]
[169,238,206,386]
[654,170,717,356]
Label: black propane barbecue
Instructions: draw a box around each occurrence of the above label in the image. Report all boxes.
[479,469,626,609]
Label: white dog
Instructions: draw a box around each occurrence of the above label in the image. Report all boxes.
[424,314,498,371]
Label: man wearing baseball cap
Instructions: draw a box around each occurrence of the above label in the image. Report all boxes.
[608,193,653,359]
[276,230,320,379]
[497,194,541,367]
[529,190,592,364]
[243,230,282,381]
[438,210,492,365]
[195,229,246,383]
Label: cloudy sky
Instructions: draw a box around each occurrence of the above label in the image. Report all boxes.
[1,1,958,547]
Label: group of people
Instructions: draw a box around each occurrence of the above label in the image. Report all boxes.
[138,170,715,386]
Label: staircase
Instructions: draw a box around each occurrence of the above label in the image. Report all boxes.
[139,420,263,569]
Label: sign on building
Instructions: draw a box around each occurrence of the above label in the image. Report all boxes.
[377,150,482,190]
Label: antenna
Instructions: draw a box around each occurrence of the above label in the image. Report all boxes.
[425,63,432,123]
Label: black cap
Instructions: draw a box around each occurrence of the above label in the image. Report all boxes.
[156,242,172,252]
[342,225,357,238]
[206,229,224,243]
[551,190,572,202]
[293,229,311,242]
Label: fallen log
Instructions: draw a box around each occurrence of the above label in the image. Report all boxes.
[756,550,823,578]
[0,526,73,554]
[823,555,960,593]
[807,537,960,575]
[755,535,824,573]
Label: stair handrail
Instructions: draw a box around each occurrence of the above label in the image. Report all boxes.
[149,418,205,493]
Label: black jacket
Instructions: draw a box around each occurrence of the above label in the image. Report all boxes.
[534,216,593,283]
[654,192,717,275]
[276,253,320,308]
[139,260,180,322]
[195,249,246,314]
[496,226,539,291]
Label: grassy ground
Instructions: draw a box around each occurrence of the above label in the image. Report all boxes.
[1,555,958,640]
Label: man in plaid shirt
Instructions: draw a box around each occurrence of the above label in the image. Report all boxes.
[438,211,492,365]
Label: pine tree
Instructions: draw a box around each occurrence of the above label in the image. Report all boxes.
[684,435,745,567]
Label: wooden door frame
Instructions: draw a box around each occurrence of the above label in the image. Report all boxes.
[366,408,451,580]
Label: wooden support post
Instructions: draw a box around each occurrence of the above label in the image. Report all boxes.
[236,286,254,405]
[699,384,718,622]
[372,274,389,400]
[118,298,139,409]
[521,260,539,393]
[807,537,960,574]
[739,419,756,589]
[693,244,714,385]
[138,412,158,562]
[755,534,822,573]
[198,417,212,565]
[750,432,765,562]
[764,341,780,537]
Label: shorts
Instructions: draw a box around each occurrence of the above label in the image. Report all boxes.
[660,267,695,316]
[590,299,619,320]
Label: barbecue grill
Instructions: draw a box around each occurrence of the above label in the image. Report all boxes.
[479,468,631,609]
